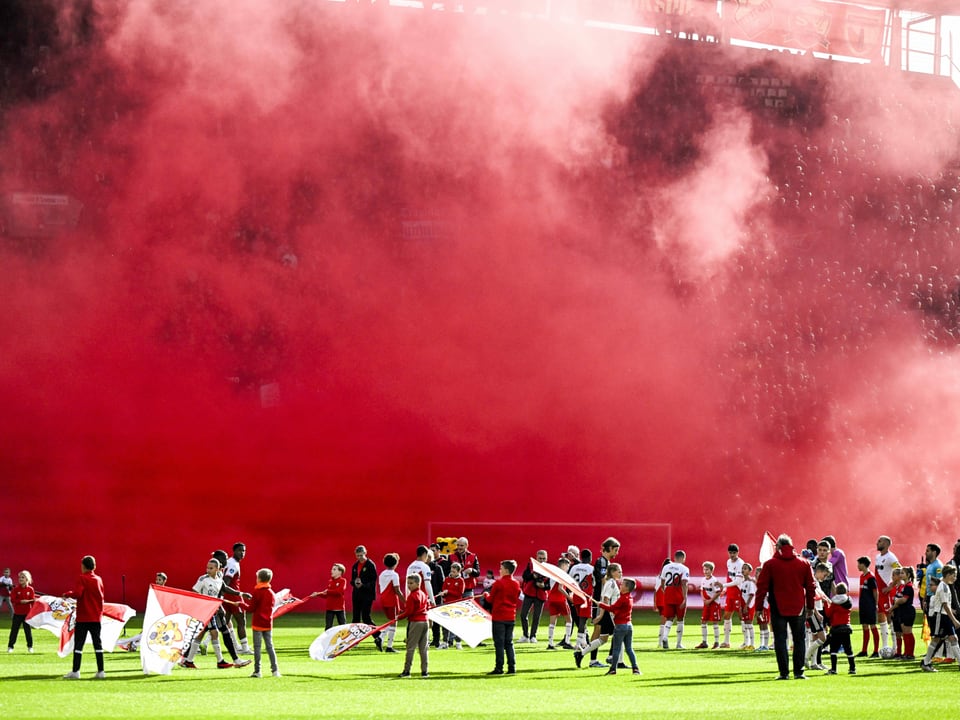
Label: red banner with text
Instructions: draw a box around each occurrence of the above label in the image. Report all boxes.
[727,0,886,59]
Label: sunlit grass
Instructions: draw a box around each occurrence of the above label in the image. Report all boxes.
[0,612,943,719]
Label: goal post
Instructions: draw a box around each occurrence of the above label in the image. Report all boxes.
[426,520,672,581]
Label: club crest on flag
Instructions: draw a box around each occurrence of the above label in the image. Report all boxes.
[140,584,223,675]
[145,614,204,663]
[427,599,492,648]
[309,623,375,661]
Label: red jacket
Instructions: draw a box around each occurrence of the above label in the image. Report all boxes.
[324,576,347,612]
[485,575,521,622]
[65,571,104,623]
[397,588,429,623]
[451,551,479,590]
[600,594,634,626]
[755,543,815,617]
[250,582,275,632]
[11,585,35,617]
[442,576,465,604]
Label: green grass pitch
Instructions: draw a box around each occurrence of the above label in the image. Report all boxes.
[0,613,944,718]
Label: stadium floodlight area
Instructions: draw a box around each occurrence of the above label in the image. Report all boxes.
[426,520,672,577]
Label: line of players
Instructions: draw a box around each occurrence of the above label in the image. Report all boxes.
[133,533,959,675]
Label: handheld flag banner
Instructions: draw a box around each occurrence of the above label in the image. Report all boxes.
[309,620,394,661]
[530,557,590,604]
[140,584,223,675]
[759,531,777,565]
[26,596,135,658]
[427,599,492,648]
[272,589,308,620]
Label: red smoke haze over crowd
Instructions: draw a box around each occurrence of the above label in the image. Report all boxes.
[2,1,960,604]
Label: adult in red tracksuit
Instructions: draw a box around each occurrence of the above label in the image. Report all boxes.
[484,560,521,675]
[755,535,816,680]
[63,555,105,679]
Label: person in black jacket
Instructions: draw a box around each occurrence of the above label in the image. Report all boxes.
[351,545,380,650]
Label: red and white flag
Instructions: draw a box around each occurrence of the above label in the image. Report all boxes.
[427,599,492,648]
[26,595,135,658]
[272,589,308,619]
[140,584,223,675]
[759,531,778,565]
[309,622,390,661]
[530,557,590,604]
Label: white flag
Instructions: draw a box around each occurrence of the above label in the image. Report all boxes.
[140,584,223,675]
[309,623,376,661]
[26,595,135,658]
[427,599,492,648]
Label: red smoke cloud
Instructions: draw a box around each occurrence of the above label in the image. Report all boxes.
[2,2,958,604]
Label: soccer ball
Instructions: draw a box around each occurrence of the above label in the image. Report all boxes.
[879,646,896,659]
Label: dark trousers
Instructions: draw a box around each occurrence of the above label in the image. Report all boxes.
[771,612,806,678]
[73,621,104,673]
[519,596,544,639]
[828,626,855,672]
[325,610,346,631]
[352,593,380,638]
[492,620,516,671]
[8,614,32,649]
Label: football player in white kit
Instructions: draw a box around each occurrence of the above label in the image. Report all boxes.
[874,535,900,652]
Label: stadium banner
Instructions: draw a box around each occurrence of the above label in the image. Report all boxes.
[588,0,717,26]
[140,584,222,675]
[26,595,136,658]
[272,588,308,619]
[309,622,381,661]
[727,0,885,58]
[426,599,492,648]
[531,557,591,604]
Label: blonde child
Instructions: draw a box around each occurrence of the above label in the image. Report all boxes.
[696,562,723,649]
[396,575,430,678]
[249,568,280,678]
[7,570,35,652]
[312,563,348,631]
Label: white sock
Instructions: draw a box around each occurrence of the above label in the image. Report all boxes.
[714,624,720,643]
[661,620,673,644]
[564,621,572,643]
[879,622,889,649]
[949,642,960,664]
[761,629,769,646]
[586,638,602,654]
[548,623,556,643]
[212,637,224,663]
[676,622,684,645]
[701,625,708,643]
[185,640,199,662]
[806,638,823,665]
[723,619,731,644]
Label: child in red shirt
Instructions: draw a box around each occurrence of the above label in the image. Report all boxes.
[7,570,35,653]
[438,562,466,649]
[599,577,641,675]
[312,563,348,631]
[248,568,280,678]
[484,560,521,675]
[397,575,429,678]
[824,583,856,675]
[63,555,105,679]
